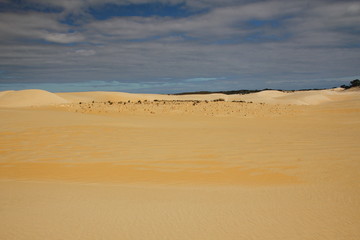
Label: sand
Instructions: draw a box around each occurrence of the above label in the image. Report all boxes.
[0,88,359,239]
[0,89,69,107]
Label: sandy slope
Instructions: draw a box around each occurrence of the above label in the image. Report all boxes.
[0,89,68,107]
[0,88,359,239]
[56,88,352,105]
[0,87,354,108]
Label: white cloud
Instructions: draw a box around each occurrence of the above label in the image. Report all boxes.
[74,49,96,56]
[184,77,222,82]
[347,3,360,14]
[0,12,86,44]
[85,1,303,42]
[44,32,84,43]
[0,12,66,41]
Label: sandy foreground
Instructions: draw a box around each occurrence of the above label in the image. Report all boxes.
[0,88,359,239]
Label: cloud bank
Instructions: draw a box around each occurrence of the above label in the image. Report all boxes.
[0,0,359,92]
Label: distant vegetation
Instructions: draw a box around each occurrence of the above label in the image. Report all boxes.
[341,79,360,89]
[173,89,263,95]
[213,98,225,102]
[173,80,360,95]
[172,88,318,95]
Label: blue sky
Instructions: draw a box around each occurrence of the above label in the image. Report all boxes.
[0,0,359,93]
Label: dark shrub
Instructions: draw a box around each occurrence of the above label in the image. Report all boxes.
[350,79,360,87]
[341,79,360,89]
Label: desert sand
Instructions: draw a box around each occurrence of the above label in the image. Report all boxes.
[0,88,359,239]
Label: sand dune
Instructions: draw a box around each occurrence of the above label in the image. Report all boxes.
[57,89,337,105]
[58,91,233,104]
[228,88,349,105]
[0,87,355,108]
[0,89,68,107]
[0,88,359,239]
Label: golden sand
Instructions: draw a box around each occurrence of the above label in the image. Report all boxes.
[0,88,359,239]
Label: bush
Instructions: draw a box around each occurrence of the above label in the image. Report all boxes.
[350,79,360,87]
[341,79,360,89]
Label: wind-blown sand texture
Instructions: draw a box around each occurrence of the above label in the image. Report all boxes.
[0,88,359,239]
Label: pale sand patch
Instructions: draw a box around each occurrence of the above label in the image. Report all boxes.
[0,181,359,240]
[57,88,348,105]
[0,87,357,108]
[0,89,359,239]
[0,89,68,107]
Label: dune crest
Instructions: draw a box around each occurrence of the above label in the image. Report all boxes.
[0,88,358,109]
[57,89,353,106]
[0,89,68,108]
